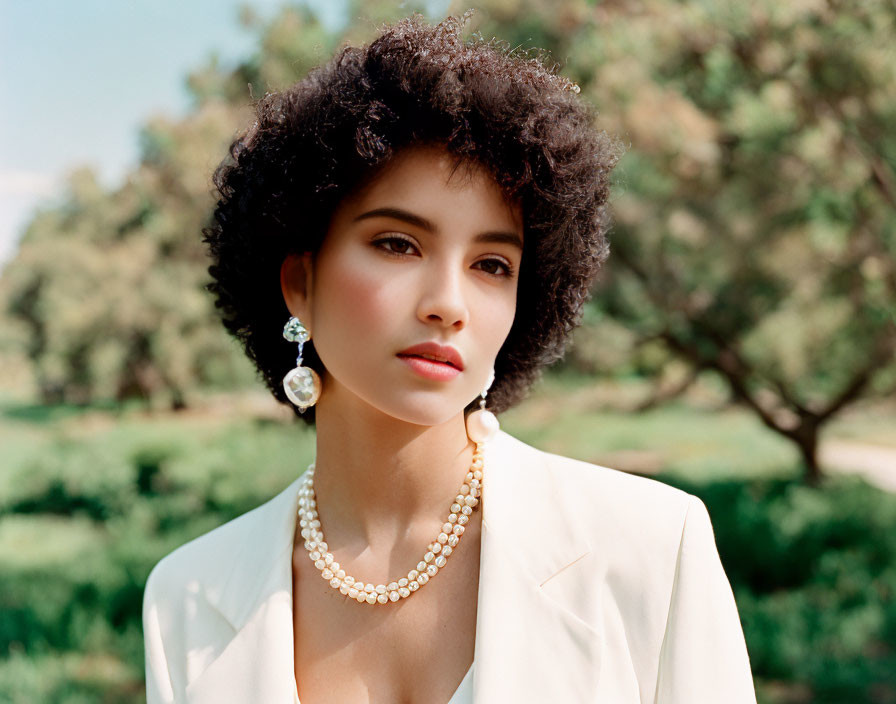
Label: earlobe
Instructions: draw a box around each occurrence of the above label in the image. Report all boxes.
[280,252,314,327]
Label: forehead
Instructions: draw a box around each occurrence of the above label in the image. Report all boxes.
[342,145,522,225]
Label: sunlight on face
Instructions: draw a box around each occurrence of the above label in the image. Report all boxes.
[285,144,524,427]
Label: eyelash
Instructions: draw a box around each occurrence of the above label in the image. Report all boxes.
[373,236,516,278]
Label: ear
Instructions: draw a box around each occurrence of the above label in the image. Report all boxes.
[280,252,314,330]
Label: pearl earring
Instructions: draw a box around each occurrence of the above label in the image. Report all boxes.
[282,316,322,412]
[465,367,500,443]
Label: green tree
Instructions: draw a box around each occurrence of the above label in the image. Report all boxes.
[0,5,343,409]
[470,0,896,484]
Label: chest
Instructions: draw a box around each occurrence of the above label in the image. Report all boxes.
[291,521,481,704]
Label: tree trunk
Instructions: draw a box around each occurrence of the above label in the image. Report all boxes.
[170,388,187,411]
[794,423,822,486]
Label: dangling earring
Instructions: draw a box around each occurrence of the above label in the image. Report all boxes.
[465,366,500,443]
[282,316,322,412]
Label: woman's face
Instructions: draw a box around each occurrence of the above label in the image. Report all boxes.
[280,144,524,427]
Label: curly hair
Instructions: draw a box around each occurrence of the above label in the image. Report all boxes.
[202,10,622,425]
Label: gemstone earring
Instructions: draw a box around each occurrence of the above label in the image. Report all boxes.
[465,366,500,443]
[282,316,322,412]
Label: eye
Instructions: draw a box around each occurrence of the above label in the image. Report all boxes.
[372,236,516,279]
[374,236,418,256]
[476,258,515,278]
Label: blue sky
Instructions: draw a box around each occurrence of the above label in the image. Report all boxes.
[0,0,355,266]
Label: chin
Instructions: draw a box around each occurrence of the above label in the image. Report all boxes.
[323,370,476,427]
[374,395,470,428]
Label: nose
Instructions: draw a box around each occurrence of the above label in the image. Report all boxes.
[417,257,470,330]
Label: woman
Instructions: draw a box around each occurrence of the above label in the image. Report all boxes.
[142,11,757,704]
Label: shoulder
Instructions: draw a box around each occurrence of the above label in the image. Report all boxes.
[143,476,303,608]
[501,429,699,536]
[491,431,738,687]
[144,504,255,601]
[142,476,304,692]
[495,429,713,595]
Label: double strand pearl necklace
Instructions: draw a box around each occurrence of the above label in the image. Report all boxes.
[296,440,485,605]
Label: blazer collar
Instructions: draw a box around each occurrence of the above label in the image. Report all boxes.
[189,429,603,703]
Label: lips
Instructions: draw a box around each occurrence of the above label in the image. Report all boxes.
[400,354,456,368]
[396,341,464,370]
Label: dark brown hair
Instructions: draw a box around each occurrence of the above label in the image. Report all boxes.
[202,10,622,425]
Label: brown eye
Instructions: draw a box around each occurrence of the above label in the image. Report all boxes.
[476,259,514,278]
[374,236,417,256]
[373,237,515,279]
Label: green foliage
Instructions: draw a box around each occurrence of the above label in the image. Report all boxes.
[0,399,314,701]
[568,0,896,398]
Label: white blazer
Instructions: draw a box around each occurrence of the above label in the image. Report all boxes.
[143,429,757,703]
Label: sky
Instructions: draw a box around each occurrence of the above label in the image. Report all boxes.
[0,0,353,267]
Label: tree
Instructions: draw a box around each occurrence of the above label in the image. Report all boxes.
[481,0,896,484]
[0,4,344,409]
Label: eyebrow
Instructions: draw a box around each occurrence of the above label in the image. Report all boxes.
[352,206,524,251]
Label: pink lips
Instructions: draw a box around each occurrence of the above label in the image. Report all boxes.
[398,355,461,381]
[396,341,464,370]
[396,341,464,381]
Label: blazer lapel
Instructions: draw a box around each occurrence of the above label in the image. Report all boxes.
[184,429,605,704]
[472,430,602,702]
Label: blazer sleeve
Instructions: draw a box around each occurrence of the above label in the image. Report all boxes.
[653,494,757,704]
[143,563,176,704]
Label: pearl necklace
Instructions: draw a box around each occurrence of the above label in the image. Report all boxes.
[296,440,485,605]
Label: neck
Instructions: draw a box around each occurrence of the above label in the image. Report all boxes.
[308,385,480,556]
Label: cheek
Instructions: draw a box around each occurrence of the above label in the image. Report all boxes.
[314,254,399,343]
[481,288,518,345]
[492,305,517,357]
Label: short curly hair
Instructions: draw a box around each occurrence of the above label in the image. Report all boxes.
[203,10,622,425]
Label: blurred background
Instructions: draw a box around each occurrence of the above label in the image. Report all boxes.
[0,0,894,702]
